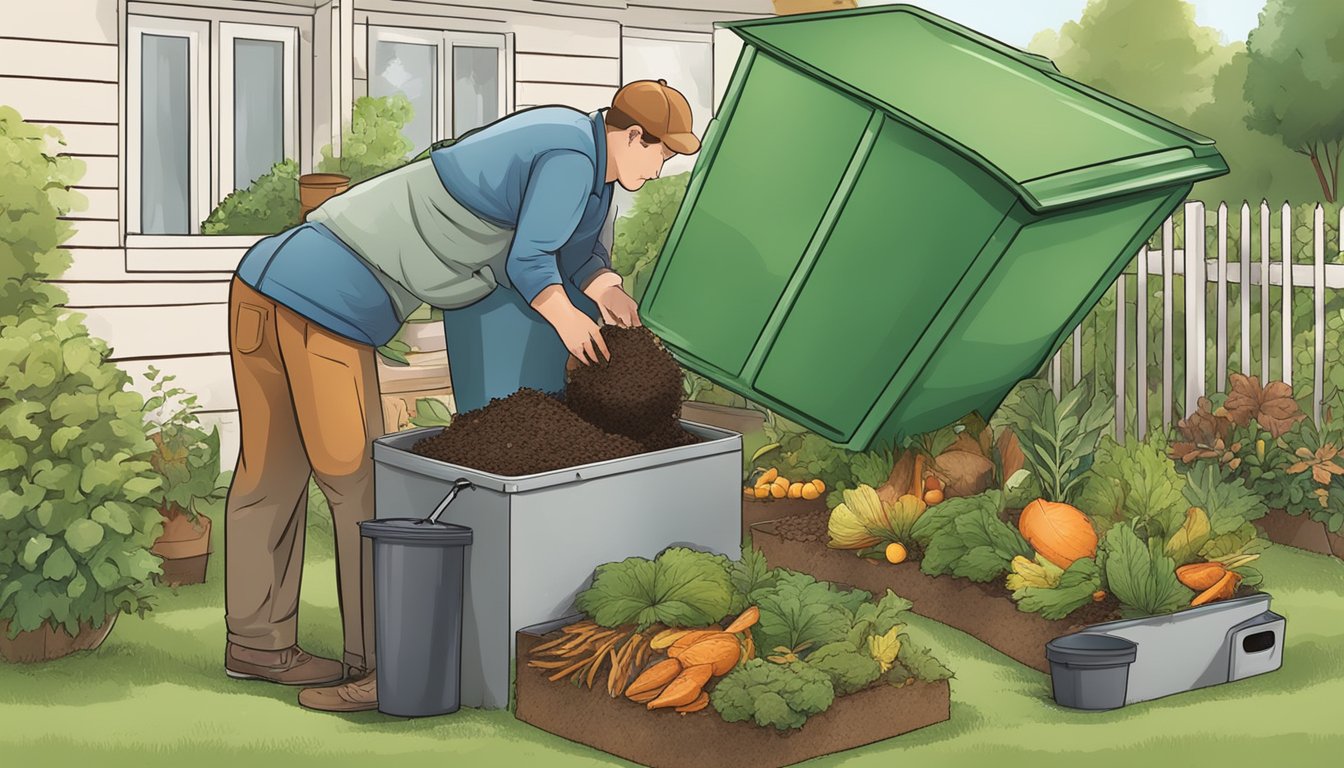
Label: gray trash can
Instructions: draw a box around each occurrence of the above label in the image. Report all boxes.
[1046,633,1138,711]
[360,479,474,718]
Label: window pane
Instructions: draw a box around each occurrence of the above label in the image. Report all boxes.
[234,39,284,189]
[453,46,499,137]
[141,34,190,234]
[372,40,437,154]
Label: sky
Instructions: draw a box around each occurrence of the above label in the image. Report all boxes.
[855,0,1268,47]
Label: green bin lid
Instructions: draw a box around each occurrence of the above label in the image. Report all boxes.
[719,5,1228,211]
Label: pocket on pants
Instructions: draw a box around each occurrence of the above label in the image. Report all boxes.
[234,303,268,354]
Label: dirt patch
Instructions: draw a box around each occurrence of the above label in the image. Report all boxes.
[515,627,951,768]
[411,388,645,476]
[564,325,685,442]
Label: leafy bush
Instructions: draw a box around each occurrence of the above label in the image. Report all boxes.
[749,570,869,654]
[1100,522,1194,618]
[1077,434,1188,538]
[1,108,164,637]
[141,367,227,520]
[612,172,690,302]
[910,491,1032,582]
[201,159,300,235]
[710,659,835,731]
[318,95,415,184]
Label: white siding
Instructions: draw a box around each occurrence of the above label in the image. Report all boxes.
[516,54,620,87]
[0,78,119,123]
[512,16,621,58]
[515,83,617,112]
[81,304,230,361]
[8,1,118,44]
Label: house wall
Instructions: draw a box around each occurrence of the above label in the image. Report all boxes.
[1,0,771,472]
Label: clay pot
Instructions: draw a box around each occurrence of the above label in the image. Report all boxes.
[152,506,213,586]
[299,173,350,220]
[0,614,118,663]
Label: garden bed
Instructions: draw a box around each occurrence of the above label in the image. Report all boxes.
[515,623,951,768]
[1258,508,1344,559]
[749,511,1115,673]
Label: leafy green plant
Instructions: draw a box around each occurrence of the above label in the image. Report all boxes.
[728,541,776,616]
[911,491,1033,582]
[998,379,1111,505]
[1182,462,1268,536]
[1077,434,1187,538]
[1101,522,1194,618]
[1280,418,1344,533]
[141,367,227,521]
[611,173,690,302]
[1,108,163,638]
[410,398,453,429]
[318,95,416,184]
[1011,557,1103,620]
[807,640,883,696]
[710,659,835,730]
[201,159,300,235]
[749,570,869,655]
[574,547,732,631]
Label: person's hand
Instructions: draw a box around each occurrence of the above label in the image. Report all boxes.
[583,271,642,328]
[531,285,610,364]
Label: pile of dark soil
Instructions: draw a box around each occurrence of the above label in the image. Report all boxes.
[564,326,684,443]
[411,388,644,476]
[410,326,703,475]
[773,509,925,560]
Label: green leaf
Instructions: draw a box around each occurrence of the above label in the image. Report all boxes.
[377,344,410,365]
[91,560,120,589]
[41,546,77,580]
[120,548,161,581]
[1014,558,1103,620]
[20,534,53,570]
[410,398,454,428]
[50,426,83,454]
[64,519,106,554]
[574,547,733,631]
[752,570,870,653]
[0,440,26,473]
[122,475,161,502]
[0,401,45,441]
[80,457,126,495]
[49,391,100,426]
[66,572,88,599]
[1101,522,1193,617]
[729,542,777,615]
[918,491,1030,582]
[91,503,134,535]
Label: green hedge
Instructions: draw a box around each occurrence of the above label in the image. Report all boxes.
[1,106,164,637]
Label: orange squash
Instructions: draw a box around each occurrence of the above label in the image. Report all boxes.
[1018,499,1097,569]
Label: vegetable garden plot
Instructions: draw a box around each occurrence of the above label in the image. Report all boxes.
[512,548,952,768]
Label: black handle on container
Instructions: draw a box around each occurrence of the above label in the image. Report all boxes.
[425,479,474,525]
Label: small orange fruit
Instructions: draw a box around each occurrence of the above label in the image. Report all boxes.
[801,483,820,500]
[812,479,826,493]
[885,542,908,564]
[1092,590,1107,602]
[754,486,769,499]
[788,482,804,499]
[923,489,944,505]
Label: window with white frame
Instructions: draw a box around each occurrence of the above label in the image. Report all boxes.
[221,23,298,192]
[127,14,300,236]
[128,17,209,235]
[368,27,511,154]
[621,33,713,176]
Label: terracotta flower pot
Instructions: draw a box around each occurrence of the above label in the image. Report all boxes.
[152,506,213,586]
[0,613,118,663]
[299,173,350,220]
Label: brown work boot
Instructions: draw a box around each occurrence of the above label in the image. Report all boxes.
[298,670,378,712]
[224,643,344,686]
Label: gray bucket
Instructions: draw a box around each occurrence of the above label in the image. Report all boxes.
[1046,632,1138,711]
[360,479,474,718]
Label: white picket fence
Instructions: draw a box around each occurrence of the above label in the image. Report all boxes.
[1045,201,1344,440]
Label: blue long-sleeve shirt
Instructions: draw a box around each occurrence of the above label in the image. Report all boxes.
[235,107,615,346]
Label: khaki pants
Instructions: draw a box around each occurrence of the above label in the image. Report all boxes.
[224,276,379,672]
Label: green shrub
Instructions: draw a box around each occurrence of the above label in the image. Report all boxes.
[201,159,300,235]
[318,94,415,184]
[141,367,227,521]
[612,172,690,302]
[1,107,164,637]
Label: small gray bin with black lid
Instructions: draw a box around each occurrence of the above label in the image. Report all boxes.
[359,479,474,718]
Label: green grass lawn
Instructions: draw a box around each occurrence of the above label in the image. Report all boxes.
[3,499,1342,768]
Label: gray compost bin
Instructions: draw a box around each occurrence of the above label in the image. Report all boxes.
[1046,633,1136,711]
[1048,594,1285,710]
[372,420,743,709]
[360,500,472,719]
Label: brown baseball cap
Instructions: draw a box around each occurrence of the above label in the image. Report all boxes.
[610,79,700,155]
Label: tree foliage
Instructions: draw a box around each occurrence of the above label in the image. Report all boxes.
[1029,0,1229,121]
[1243,0,1344,203]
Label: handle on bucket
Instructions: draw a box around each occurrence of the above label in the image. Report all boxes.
[425,478,474,525]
